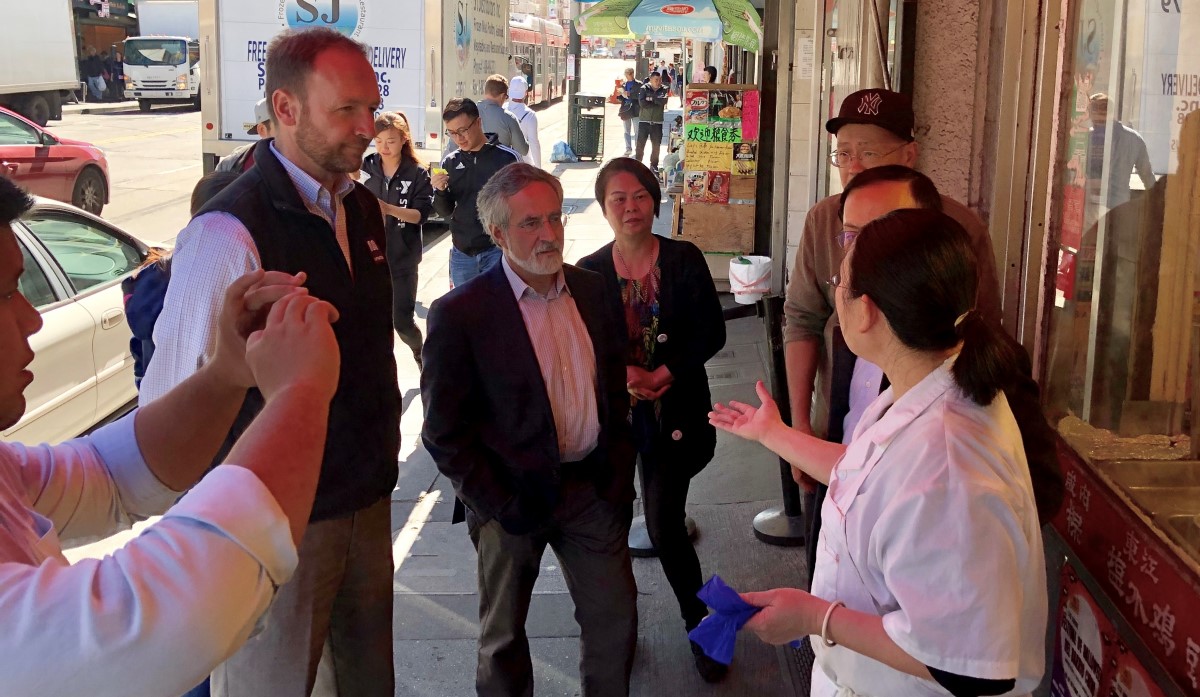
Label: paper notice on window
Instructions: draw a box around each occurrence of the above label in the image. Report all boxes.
[799,30,815,81]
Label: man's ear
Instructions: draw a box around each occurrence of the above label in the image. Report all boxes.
[489,225,507,251]
[272,90,301,128]
[901,141,920,168]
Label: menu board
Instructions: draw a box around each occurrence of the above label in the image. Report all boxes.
[682,85,759,207]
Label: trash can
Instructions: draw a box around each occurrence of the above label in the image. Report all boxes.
[569,92,607,160]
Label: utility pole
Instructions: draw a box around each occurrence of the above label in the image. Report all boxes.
[568,0,581,101]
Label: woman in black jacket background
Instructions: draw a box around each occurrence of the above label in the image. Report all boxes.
[362,111,434,369]
[579,158,728,682]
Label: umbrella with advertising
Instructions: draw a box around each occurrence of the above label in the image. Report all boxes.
[575,0,764,52]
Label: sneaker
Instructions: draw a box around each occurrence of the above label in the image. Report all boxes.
[690,640,729,683]
[623,149,632,157]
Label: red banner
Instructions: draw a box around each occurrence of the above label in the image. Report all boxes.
[1051,444,1200,693]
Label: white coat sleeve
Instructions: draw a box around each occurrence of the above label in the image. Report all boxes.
[0,460,297,697]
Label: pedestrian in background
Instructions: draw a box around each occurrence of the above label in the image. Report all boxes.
[448,74,529,157]
[433,97,521,287]
[81,47,105,102]
[619,67,641,157]
[505,75,542,169]
[635,72,669,174]
[143,27,401,697]
[361,110,434,369]
[216,97,273,172]
[580,158,728,683]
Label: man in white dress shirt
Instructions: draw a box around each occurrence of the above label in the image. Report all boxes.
[0,175,343,697]
[141,27,401,696]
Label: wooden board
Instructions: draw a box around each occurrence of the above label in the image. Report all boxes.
[677,201,755,254]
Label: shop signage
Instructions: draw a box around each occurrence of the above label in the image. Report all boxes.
[1052,445,1200,692]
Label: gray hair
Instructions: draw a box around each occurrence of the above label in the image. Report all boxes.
[476,163,564,239]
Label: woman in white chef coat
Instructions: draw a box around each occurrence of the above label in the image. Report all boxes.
[711,209,1048,696]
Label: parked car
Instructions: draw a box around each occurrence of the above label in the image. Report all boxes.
[0,106,109,215]
[3,197,149,446]
[593,46,610,59]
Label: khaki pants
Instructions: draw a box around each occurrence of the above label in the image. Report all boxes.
[211,498,394,697]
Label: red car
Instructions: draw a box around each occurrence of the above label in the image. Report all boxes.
[0,106,109,215]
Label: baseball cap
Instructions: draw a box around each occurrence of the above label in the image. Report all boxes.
[825,88,915,142]
[244,98,270,135]
[508,75,528,101]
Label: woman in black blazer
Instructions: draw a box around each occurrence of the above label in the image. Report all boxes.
[579,158,727,682]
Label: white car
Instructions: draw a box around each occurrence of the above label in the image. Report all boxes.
[3,198,149,446]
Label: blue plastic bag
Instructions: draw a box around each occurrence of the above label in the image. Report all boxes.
[550,140,580,163]
[687,575,802,665]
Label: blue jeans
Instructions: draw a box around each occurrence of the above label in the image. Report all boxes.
[449,246,502,288]
[622,116,640,152]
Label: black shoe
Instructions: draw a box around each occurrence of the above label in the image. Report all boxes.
[690,640,729,683]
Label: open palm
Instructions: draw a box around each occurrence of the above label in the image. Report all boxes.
[709,380,782,443]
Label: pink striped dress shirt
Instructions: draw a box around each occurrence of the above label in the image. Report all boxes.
[501,258,600,462]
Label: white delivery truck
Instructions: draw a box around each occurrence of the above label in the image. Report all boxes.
[0,0,79,125]
[123,0,202,111]
[198,0,510,171]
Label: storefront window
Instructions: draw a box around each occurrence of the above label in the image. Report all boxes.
[1043,0,1199,550]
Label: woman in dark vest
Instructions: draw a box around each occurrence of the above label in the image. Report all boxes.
[361,110,434,369]
[579,158,728,682]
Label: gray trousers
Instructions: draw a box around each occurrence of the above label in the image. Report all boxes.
[469,478,638,697]
[211,498,394,697]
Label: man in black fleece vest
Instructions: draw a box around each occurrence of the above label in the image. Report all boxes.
[140,28,400,697]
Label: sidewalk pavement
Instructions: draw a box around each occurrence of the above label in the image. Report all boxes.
[62,99,143,116]
[392,95,813,695]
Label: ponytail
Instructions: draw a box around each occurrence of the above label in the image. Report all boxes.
[952,310,1026,406]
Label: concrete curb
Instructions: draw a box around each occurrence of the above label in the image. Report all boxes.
[63,101,142,116]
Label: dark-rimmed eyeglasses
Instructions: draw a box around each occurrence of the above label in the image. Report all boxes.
[445,116,479,139]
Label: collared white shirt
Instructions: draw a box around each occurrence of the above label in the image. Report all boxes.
[842,358,885,445]
[811,358,1047,696]
[141,144,353,404]
[0,414,296,696]
[501,257,600,462]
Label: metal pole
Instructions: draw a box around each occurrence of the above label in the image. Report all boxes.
[751,295,806,546]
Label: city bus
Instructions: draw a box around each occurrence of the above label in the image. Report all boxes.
[509,13,566,106]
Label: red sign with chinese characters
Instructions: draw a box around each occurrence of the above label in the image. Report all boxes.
[1051,443,1200,693]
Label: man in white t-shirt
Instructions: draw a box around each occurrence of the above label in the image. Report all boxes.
[505,75,542,169]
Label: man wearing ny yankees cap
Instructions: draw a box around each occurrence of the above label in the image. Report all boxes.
[782,89,1003,565]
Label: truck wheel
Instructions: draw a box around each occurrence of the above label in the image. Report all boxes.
[19,95,51,127]
[72,168,107,215]
[192,94,201,110]
[138,100,151,113]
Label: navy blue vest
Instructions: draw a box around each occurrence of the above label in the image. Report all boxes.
[201,140,401,521]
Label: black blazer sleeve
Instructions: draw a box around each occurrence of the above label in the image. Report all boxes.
[420,294,516,521]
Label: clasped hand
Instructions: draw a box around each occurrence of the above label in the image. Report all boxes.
[627,365,672,401]
[208,270,341,403]
[739,588,828,645]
